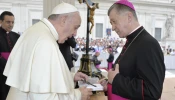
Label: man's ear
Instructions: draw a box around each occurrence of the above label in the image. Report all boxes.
[127,12,132,24]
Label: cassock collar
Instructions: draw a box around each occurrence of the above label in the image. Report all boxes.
[41,18,59,41]
[126,26,144,42]
[0,27,10,34]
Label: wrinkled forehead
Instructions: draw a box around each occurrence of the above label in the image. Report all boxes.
[109,9,119,20]
[74,12,81,21]
[73,13,81,25]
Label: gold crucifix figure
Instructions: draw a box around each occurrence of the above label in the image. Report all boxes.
[78,0,99,34]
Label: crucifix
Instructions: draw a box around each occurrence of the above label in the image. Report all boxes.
[78,0,99,34]
[78,0,101,78]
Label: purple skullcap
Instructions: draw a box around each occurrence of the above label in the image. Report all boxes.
[95,50,100,53]
[115,0,135,11]
[109,48,112,51]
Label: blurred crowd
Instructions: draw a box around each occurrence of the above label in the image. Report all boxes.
[74,37,125,54]
[162,45,175,55]
[74,37,175,56]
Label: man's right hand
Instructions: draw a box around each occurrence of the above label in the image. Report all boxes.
[79,86,93,100]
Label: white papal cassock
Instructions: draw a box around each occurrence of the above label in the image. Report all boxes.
[3,18,81,100]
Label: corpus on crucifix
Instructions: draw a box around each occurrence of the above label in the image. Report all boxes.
[78,0,99,34]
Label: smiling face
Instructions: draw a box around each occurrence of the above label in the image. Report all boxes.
[1,15,14,32]
[57,12,81,43]
[109,8,129,38]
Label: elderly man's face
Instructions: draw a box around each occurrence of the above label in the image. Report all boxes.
[1,15,14,32]
[58,12,81,43]
[109,8,128,38]
[67,13,81,37]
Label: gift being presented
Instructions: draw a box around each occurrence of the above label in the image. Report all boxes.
[78,77,103,91]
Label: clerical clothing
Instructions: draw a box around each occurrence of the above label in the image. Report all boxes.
[3,18,81,100]
[0,27,19,71]
[112,26,165,100]
[107,53,114,70]
[0,27,20,100]
[58,36,76,70]
[92,55,101,66]
[107,53,114,62]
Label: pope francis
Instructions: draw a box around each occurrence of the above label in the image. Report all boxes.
[3,2,92,100]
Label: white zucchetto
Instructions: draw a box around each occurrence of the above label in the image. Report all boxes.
[51,2,78,14]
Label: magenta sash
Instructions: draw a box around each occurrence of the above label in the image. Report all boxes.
[108,62,113,70]
[1,52,10,60]
[107,83,128,100]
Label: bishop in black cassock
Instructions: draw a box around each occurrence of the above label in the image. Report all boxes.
[112,26,165,100]
[105,0,165,100]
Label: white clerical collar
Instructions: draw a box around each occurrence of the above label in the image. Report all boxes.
[129,25,142,35]
[6,32,9,34]
[41,18,59,41]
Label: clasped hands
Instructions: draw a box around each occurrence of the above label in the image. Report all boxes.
[99,64,120,91]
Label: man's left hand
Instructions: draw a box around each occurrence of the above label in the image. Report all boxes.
[98,78,108,91]
[74,72,88,82]
[108,64,120,84]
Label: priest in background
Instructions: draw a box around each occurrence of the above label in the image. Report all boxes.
[58,36,77,71]
[0,11,20,100]
[3,2,92,100]
[100,0,165,100]
[92,51,102,68]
